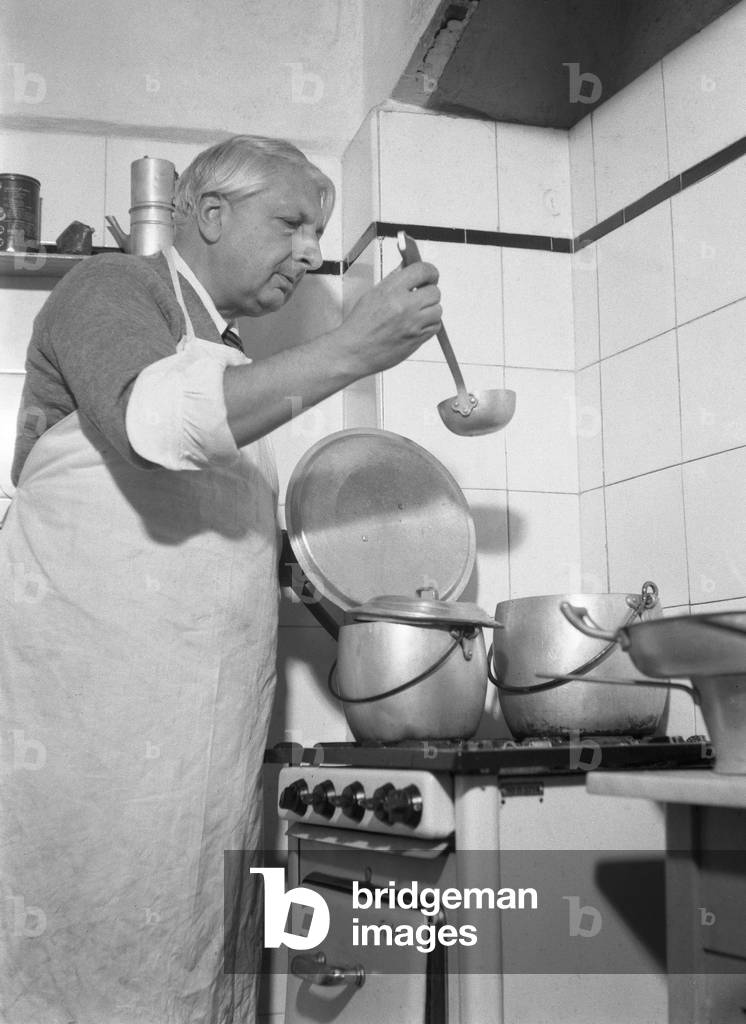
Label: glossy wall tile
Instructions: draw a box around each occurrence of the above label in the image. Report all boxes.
[495,123,572,237]
[671,156,746,326]
[377,109,499,229]
[596,202,676,358]
[604,466,689,606]
[600,331,682,484]
[591,63,669,223]
[678,297,746,461]
[663,0,746,175]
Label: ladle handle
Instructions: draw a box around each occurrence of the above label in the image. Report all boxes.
[435,323,471,402]
[397,231,473,412]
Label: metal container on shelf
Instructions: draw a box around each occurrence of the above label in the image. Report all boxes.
[0,173,41,252]
[105,156,176,255]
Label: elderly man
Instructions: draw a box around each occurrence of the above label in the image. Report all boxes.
[0,135,441,1023]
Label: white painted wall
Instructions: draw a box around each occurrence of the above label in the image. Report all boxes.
[0,0,439,155]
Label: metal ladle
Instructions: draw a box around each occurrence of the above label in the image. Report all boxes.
[397,230,516,436]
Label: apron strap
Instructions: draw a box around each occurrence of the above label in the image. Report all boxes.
[164,246,197,341]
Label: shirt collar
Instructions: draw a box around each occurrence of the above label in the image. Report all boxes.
[170,246,232,337]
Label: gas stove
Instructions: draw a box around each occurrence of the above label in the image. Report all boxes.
[269,735,712,840]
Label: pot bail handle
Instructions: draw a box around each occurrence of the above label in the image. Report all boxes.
[561,580,659,643]
[327,627,475,704]
[559,603,618,642]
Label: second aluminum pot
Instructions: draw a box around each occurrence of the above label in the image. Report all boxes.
[491,583,668,738]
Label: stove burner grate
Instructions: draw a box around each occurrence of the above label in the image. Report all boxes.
[266,735,714,774]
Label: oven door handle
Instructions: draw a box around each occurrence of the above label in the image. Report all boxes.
[290,951,365,988]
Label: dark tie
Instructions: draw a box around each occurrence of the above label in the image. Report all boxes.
[222,326,244,353]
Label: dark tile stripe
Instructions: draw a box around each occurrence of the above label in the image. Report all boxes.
[680,135,746,189]
[466,229,555,250]
[376,221,467,244]
[623,176,682,225]
[342,220,377,269]
[551,236,573,253]
[308,259,343,276]
[339,132,746,269]
[574,211,625,248]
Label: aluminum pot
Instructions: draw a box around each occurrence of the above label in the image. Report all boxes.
[491,583,667,738]
[334,619,488,742]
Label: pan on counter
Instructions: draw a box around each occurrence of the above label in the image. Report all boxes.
[561,600,746,775]
[560,603,746,678]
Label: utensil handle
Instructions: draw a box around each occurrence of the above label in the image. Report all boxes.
[396,230,472,405]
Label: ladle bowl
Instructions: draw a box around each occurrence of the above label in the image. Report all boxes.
[438,387,516,436]
[397,230,516,437]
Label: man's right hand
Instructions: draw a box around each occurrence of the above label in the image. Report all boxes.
[333,260,442,376]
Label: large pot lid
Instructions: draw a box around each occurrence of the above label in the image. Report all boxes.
[285,429,476,612]
[350,593,498,628]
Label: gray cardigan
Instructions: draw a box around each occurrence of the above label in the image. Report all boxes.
[12,251,228,484]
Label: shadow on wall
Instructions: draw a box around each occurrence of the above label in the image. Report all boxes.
[267,624,344,746]
[459,497,512,607]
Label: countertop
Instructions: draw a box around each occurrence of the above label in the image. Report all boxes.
[587,769,746,809]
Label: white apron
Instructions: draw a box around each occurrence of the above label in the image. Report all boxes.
[0,253,280,1024]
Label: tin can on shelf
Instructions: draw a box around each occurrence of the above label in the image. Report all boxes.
[0,173,41,252]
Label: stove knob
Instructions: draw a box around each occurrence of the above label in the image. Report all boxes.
[279,779,309,816]
[312,780,336,819]
[380,785,423,828]
[337,781,365,823]
[370,783,396,823]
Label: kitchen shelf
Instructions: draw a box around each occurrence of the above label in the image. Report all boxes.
[0,247,122,279]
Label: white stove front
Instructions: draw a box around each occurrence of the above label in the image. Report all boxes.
[278,769,669,1024]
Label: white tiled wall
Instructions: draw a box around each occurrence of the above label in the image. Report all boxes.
[596,202,676,358]
[502,248,574,369]
[572,0,746,626]
[662,0,746,175]
[591,63,669,222]
[377,108,500,228]
[600,330,682,484]
[671,156,746,325]
[495,123,572,236]
[568,114,597,236]
[678,296,746,460]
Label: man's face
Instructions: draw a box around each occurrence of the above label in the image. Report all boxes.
[209,165,326,319]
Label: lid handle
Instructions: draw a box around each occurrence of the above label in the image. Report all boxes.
[416,586,440,600]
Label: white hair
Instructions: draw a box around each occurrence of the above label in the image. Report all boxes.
[174,135,335,227]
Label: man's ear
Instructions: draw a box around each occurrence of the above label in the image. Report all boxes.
[195,193,224,242]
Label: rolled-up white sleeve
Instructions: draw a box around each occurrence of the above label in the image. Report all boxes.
[125,338,249,470]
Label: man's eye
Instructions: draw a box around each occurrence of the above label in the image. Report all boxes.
[282,218,301,229]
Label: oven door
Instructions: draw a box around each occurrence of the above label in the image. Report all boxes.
[284,829,452,1024]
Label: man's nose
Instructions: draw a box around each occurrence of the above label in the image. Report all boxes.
[293,228,323,271]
